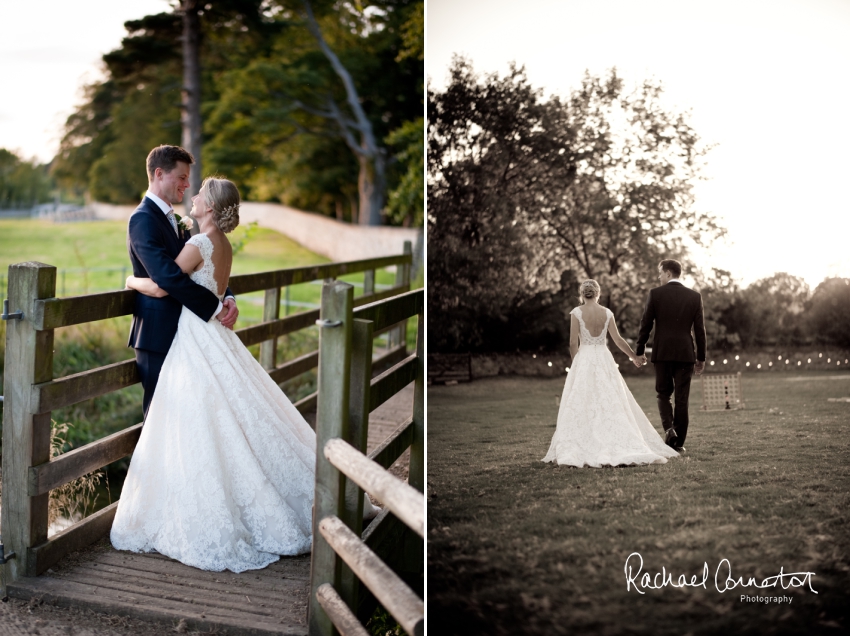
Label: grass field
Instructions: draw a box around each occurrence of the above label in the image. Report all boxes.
[427,372,850,635]
[0,219,414,327]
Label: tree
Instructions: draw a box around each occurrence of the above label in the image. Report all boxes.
[428,59,723,351]
[807,277,850,347]
[180,0,203,213]
[52,1,421,226]
[0,149,53,209]
[207,0,421,225]
[736,273,810,347]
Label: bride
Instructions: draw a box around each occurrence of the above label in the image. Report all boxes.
[542,280,679,468]
[111,177,376,573]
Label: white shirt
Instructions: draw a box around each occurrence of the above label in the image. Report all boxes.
[144,190,173,216]
[144,190,233,317]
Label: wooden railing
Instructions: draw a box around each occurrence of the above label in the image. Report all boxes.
[308,281,424,636]
[0,243,413,584]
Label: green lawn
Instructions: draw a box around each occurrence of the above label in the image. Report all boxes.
[0,219,409,327]
[427,372,850,635]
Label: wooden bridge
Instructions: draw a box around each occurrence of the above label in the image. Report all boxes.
[1,246,424,635]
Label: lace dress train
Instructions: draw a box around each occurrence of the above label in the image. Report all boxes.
[542,307,679,468]
[112,233,316,572]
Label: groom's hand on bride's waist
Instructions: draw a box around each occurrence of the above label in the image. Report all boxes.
[216,298,239,329]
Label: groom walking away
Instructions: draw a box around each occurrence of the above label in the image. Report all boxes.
[127,145,239,416]
[635,259,706,453]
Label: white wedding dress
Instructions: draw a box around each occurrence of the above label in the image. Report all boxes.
[112,233,325,572]
[542,307,679,468]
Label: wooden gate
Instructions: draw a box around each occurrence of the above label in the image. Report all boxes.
[309,281,424,636]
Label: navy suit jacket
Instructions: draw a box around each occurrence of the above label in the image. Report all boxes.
[126,197,233,354]
[635,281,706,363]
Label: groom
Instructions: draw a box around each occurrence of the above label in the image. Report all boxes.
[127,144,239,416]
[635,259,706,452]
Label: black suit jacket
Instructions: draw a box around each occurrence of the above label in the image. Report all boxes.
[636,281,706,363]
[126,197,233,354]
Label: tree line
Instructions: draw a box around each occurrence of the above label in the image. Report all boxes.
[51,0,422,227]
[0,149,53,209]
[428,59,850,353]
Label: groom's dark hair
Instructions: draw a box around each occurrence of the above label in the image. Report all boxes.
[659,259,682,278]
[146,145,194,181]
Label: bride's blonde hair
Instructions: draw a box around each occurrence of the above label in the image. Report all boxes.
[579,279,601,304]
[201,177,240,234]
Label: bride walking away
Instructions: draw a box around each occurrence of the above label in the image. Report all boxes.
[542,279,680,468]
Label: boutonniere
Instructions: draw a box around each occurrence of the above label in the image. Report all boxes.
[174,213,192,233]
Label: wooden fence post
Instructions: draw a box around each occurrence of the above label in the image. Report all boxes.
[363,269,375,297]
[391,241,412,350]
[409,309,424,494]
[337,318,373,610]
[1,262,55,582]
[309,281,354,636]
[402,304,425,576]
[259,287,281,370]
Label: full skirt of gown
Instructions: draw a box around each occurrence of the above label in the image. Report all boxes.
[542,343,680,468]
[111,306,317,572]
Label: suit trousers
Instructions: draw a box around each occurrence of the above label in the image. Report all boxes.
[654,361,695,446]
[135,348,168,419]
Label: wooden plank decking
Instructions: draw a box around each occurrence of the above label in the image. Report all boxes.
[6,384,414,636]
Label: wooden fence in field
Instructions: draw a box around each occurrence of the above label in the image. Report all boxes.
[0,243,414,597]
[309,281,424,636]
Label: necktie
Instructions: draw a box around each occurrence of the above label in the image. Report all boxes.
[166,209,179,235]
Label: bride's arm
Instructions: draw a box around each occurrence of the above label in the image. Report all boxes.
[125,245,203,298]
[175,244,203,274]
[607,316,638,361]
[126,275,168,298]
[569,314,580,360]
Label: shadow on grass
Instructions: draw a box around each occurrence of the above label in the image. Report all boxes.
[427,373,850,635]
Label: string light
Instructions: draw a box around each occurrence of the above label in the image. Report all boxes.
[548,361,552,367]
[735,355,740,360]
[828,358,831,363]
[710,361,715,366]
[757,364,762,369]
[797,361,802,366]
[807,358,811,363]
[785,359,790,365]
[778,355,782,360]
[819,353,823,358]
[769,362,773,367]
[746,362,750,367]
[532,354,537,358]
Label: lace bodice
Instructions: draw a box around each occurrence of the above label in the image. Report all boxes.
[187,233,223,300]
[571,306,612,346]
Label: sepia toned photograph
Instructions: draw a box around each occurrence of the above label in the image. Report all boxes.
[2,1,423,635]
[427,0,849,634]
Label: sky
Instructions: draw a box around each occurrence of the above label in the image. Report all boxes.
[0,0,170,161]
[427,0,850,289]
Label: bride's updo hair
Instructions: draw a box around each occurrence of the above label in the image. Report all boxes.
[579,279,601,304]
[202,177,240,234]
